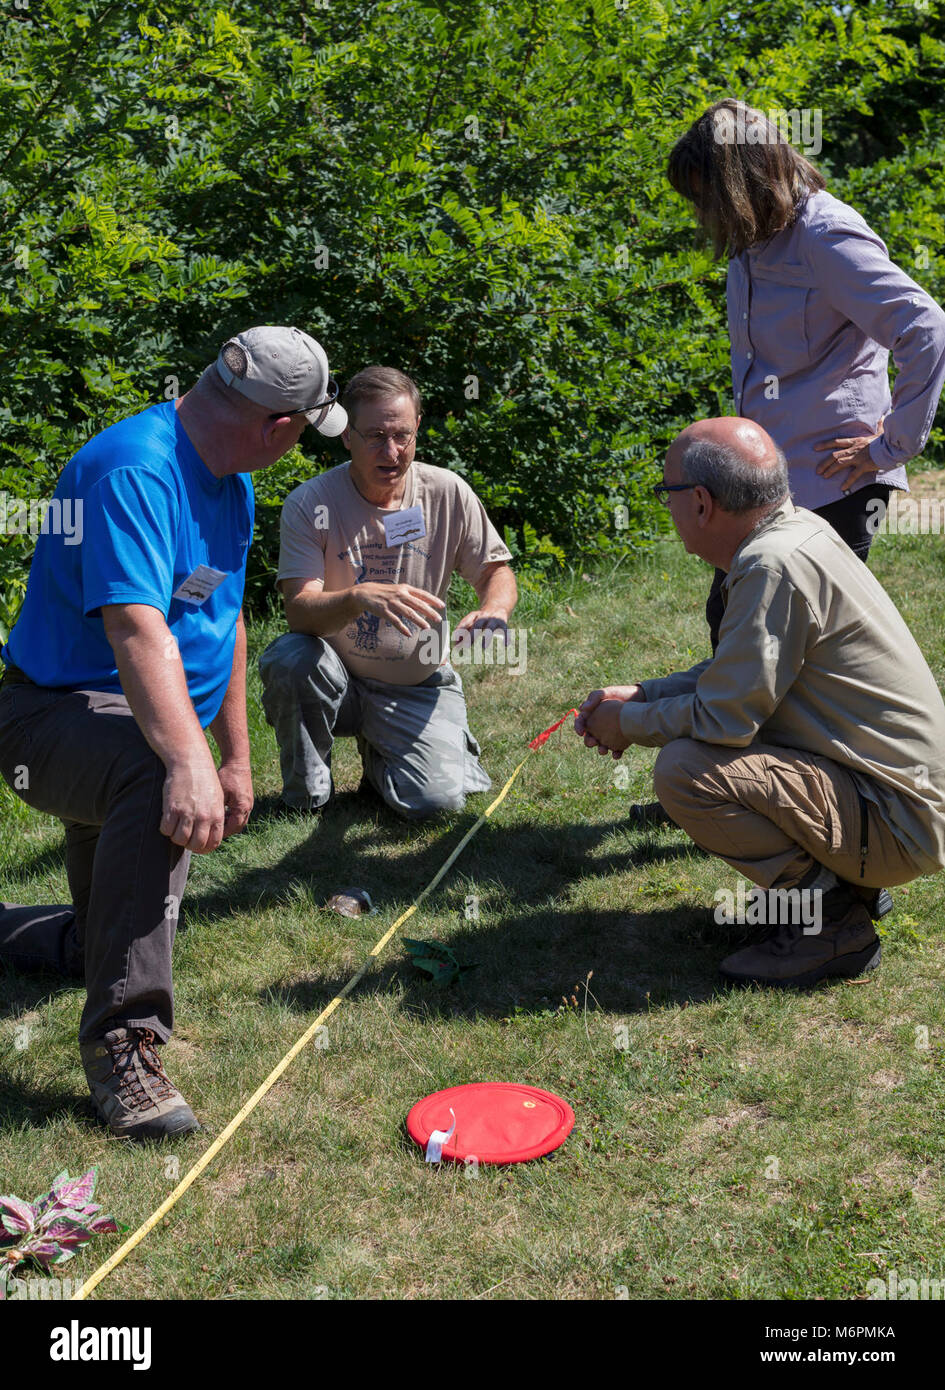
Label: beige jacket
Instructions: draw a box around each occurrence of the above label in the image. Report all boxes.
[619,501,945,872]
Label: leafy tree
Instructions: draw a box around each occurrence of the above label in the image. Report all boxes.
[1,0,943,632]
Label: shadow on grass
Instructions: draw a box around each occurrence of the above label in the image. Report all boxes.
[0,971,91,1125]
[186,795,703,927]
[0,970,80,1021]
[259,900,746,1021]
[0,1059,93,1128]
[0,840,68,884]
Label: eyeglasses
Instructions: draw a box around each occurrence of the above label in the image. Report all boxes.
[653,482,712,508]
[350,424,418,451]
[269,378,340,423]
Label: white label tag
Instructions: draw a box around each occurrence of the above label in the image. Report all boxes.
[173,564,228,606]
[383,505,426,547]
[425,1107,456,1164]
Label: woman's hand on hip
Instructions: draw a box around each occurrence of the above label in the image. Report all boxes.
[814,420,885,492]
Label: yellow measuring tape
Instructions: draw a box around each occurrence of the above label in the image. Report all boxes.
[75,754,533,1300]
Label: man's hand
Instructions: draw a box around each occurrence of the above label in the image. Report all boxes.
[463,562,517,649]
[814,421,884,492]
[453,607,509,648]
[575,685,643,758]
[218,761,254,839]
[357,582,445,637]
[161,754,226,854]
[104,603,236,855]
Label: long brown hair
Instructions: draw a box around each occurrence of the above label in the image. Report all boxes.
[667,100,826,258]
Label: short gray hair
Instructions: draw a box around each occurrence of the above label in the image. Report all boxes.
[679,438,789,513]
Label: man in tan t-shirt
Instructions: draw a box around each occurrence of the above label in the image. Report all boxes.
[259,365,517,819]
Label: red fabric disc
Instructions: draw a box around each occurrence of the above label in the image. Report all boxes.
[407,1082,575,1165]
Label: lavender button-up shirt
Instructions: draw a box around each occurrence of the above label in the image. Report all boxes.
[727,189,945,511]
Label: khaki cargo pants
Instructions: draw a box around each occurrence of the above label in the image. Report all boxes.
[653,738,931,890]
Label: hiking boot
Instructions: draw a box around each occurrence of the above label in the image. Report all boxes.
[81,1027,200,1141]
[719,888,881,989]
[627,800,677,830]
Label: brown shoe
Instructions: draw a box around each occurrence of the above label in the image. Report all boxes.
[719,890,880,989]
[81,1027,200,1141]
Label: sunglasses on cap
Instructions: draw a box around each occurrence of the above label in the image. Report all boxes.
[268,377,340,421]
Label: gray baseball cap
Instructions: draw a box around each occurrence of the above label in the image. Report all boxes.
[215,325,348,437]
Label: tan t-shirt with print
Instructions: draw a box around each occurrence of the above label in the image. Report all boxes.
[276,460,513,685]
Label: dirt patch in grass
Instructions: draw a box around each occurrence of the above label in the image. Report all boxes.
[850,1157,914,1193]
[866,1069,904,1091]
[685,1101,772,1149]
[210,1157,304,1201]
[910,1165,937,1206]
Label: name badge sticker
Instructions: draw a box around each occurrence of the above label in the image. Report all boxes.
[383,505,426,547]
[173,564,228,606]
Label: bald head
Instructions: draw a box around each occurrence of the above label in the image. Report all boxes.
[668,417,788,514]
[673,416,776,465]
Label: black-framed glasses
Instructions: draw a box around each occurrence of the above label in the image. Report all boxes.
[349,423,418,451]
[269,377,340,421]
[653,482,711,508]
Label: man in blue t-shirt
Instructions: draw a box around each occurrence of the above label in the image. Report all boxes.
[0,326,347,1140]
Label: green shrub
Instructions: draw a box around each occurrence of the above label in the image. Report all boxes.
[2,0,943,629]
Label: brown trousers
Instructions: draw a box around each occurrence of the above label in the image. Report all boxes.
[0,679,189,1042]
[653,738,926,890]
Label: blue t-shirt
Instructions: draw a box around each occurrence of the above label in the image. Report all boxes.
[2,401,254,727]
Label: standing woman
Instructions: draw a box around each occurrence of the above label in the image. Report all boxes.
[667,99,945,647]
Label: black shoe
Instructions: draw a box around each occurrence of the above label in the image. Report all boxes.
[842,883,894,920]
[278,797,332,817]
[628,800,677,830]
[254,786,334,820]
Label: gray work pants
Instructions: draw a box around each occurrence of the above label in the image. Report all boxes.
[0,679,189,1042]
[258,634,491,819]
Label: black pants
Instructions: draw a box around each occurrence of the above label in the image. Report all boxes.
[705,484,892,652]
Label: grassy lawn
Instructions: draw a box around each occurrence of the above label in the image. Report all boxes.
[2,526,945,1301]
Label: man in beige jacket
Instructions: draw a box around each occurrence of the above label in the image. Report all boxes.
[576,417,945,988]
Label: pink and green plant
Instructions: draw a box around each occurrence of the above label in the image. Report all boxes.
[0,1168,119,1298]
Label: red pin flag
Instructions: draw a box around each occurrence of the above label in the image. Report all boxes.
[527,709,579,750]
